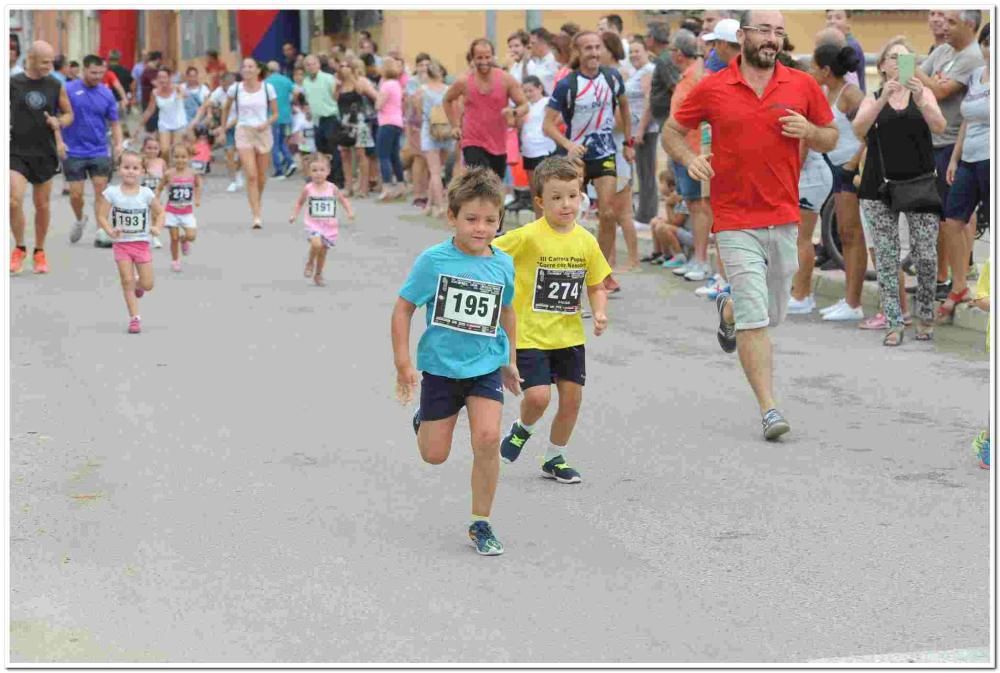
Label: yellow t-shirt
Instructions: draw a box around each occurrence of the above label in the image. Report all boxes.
[493,217,612,350]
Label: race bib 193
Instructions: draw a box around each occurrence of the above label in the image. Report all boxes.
[308,196,337,219]
[532,266,585,314]
[432,274,503,337]
[112,207,148,234]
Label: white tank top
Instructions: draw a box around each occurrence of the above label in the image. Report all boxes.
[156,90,188,132]
[102,185,156,243]
[826,85,862,166]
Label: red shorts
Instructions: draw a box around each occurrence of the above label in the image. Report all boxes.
[112,241,152,264]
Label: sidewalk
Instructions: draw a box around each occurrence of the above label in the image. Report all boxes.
[572,218,991,335]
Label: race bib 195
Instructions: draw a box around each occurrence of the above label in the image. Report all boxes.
[432,274,503,337]
[112,207,148,234]
[308,196,337,219]
[532,267,585,314]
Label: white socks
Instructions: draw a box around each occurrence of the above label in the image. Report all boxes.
[517,419,537,434]
[543,444,565,463]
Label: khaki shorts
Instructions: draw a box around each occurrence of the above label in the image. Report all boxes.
[717,224,799,331]
[235,125,274,154]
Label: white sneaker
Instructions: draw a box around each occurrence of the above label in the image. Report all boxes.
[694,275,723,297]
[819,298,846,315]
[671,261,691,277]
[227,181,240,193]
[503,193,515,206]
[787,294,816,315]
[69,215,88,243]
[152,236,163,249]
[684,263,709,282]
[633,220,650,231]
[822,302,864,321]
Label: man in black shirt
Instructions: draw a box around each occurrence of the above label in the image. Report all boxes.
[10,40,73,274]
[107,49,133,108]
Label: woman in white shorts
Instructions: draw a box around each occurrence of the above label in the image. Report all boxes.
[141,67,189,159]
[219,58,278,229]
[787,148,833,314]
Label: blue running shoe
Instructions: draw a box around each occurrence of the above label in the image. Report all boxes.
[716,292,737,353]
[762,408,791,441]
[706,283,731,301]
[973,431,990,470]
[541,455,582,483]
[469,520,504,555]
[412,408,421,436]
[500,421,532,464]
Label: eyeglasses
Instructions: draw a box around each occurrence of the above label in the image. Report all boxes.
[742,25,787,40]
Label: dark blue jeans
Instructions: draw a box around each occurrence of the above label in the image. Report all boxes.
[376,124,404,184]
[271,123,294,175]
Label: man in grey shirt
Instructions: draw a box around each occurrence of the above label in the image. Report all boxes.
[916,9,983,306]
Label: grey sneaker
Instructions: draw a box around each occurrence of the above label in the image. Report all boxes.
[684,262,709,282]
[716,292,737,353]
[69,215,88,243]
[762,408,790,441]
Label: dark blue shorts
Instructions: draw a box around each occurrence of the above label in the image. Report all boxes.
[420,369,503,421]
[825,156,858,194]
[670,159,702,200]
[945,159,989,224]
[517,346,586,390]
[62,156,112,182]
[933,145,955,214]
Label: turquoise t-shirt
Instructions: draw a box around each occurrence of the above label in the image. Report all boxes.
[266,73,295,126]
[399,239,515,380]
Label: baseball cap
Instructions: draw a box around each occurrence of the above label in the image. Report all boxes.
[703,18,740,44]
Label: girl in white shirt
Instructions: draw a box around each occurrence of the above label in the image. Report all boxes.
[219,58,279,229]
[517,76,557,218]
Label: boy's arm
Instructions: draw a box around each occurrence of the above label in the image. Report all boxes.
[391,297,420,404]
[499,306,522,397]
[586,283,608,336]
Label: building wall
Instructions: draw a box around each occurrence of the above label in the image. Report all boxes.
[373,9,936,75]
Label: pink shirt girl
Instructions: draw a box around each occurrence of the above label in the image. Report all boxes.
[377,78,404,128]
[165,175,196,215]
[303,181,340,242]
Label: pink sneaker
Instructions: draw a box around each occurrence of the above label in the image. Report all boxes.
[859,313,888,330]
[171,260,181,272]
[181,240,191,256]
[128,316,141,334]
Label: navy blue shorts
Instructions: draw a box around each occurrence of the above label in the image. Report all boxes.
[62,156,112,182]
[420,369,503,421]
[944,159,989,224]
[825,157,858,194]
[670,159,702,200]
[517,346,586,390]
[933,145,954,214]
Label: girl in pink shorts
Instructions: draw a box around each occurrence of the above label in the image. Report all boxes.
[156,143,202,272]
[96,151,165,334]
[288,154,354,286]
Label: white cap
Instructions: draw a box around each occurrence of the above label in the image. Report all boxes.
[703,18,740,45]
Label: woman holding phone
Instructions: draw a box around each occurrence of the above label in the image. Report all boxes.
[853,36,947,346]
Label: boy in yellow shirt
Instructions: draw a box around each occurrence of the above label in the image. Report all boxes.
[494,157,612,483]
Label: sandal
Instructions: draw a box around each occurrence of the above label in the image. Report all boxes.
[304,261,314,278]
[936,286,970,324]
[883,326,905,347]
[314,274,326,287]
[915,320,934,341]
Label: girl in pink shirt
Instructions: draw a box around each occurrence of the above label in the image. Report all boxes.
[289,154,355,286]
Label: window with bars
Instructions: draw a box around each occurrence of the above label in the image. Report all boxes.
[180,10,220,60]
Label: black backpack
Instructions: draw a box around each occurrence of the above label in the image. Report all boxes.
[562,66,621,137]
[649,53,680,123]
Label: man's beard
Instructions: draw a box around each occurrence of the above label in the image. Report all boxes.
[743,40,778,68]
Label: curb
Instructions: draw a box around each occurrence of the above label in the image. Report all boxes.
[598,224,990,336]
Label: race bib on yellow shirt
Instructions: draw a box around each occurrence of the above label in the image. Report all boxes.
[532,266,585,314]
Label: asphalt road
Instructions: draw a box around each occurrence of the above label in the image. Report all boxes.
[9,169,991,664]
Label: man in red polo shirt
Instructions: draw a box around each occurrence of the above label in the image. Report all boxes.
[662,10,837,441]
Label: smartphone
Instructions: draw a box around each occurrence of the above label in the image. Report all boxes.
[897,53,915,84]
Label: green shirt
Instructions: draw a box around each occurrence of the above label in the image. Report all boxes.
[301,71,339,118]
